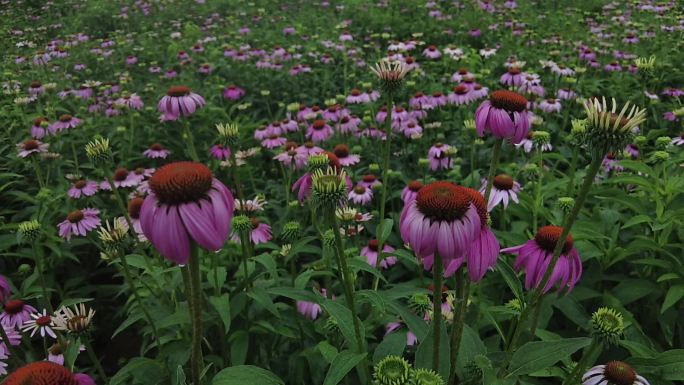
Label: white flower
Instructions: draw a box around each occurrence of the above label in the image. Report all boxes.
[22,309,57,339]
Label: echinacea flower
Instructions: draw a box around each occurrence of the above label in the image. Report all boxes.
[581,97,646,154]
[57,209,101,240]
[348,185,373,206]
[400,181,499,281]
[52,303,95,334]
[361,239,396,269]
[401,181,423,204]
[296,288,328,320]
[232,218,272,245]
[475,90,530,144]
[332,144,360,167]
[384,321,417,346]
[583,361,649,385]
[48,114,81,134]
[158,86,205,121]
[16,139,48,158]
[427,143,453,171]
[0,275,10,304]
[2,361,95,385]
[22,309,56,338]
[210,144,231,160]
[306,119,334,143]
[68,179,99,199]
[1,299,37,328]
[479,174,521,211]
[140,162,234,264]
[502,226,582,293]
[223,85,245,100]
[143,143,171,159]
[370,59,410,92]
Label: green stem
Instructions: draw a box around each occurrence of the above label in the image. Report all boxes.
[532,147,543,234]
[32,243,53,314]
[187,244,204,385]
[83,335,108,383]
[127,111,135,161]
[373,92,394,291]
[331,214,370,381]
[239,229,251,289]
[565,147,580,196]
[483,139,503,206]
[432,253,443,373]
[448,271,471,384]
[31,156,46,188]
[562,339,602,385]
[183,120,200,162]
[120,254,162,350]
[71,141,80,175]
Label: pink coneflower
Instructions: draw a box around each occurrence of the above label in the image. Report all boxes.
[428,143,453,171]
[431,92,448,108]
[48,114,81,134]
[447,85,474,105]
[623,33,639,44]
[22,309,56,339]
[451,68,473,83]
[158,86,205,121]
[400,181,499,281]
[306,119,334,143]
[361,239,396,269]
[337,115,361,134]
[120,197,146,241]
[583,361,650,385]
[602,152,624,173]
[0,276,10,304]
[422,45,441,59]
[114,93,144,109]
[579,48,596,61]
[28,81,45,95]
[502,226,582,293]
[332,144,360,167]
[68,179,98,199]
[409,92,433,110]
[144,143,171,159]
[30,117,48,139]
[101,168,139,190]
[401,181,423,204]
[125,55,138,65]
[557,88,576,100]
[475,90,529,144]
[349,184,373,206]
[223,85,245,100]
[346,88,370,104]
[671,133,684,146]
[296,288,327,320]
[538,98,561,113]
[400,120,422,138]
[274,142,308,170]
[297,141,324,157]
[140,162,234,264]
[385,321,417,346]
[479,174,521,211]
[1,299,37,328]
[500,67,523,86]
[210,144,231,160]
[518,73,545,97]
[198,64,212,74]
[469,28,481,37]
[624,144,639,158]
[358,174,380,190]
[57,209,101,240]
[604,61,622,72]
[2,361,95,385]
[16,139,48,158]
[262,135,286,149]
[292,152,350,203]
[74,85,94,99]
[551,64,575,77]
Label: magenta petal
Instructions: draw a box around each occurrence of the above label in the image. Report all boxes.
[178,201,224,251]
[475,101,491,137]
[153,206,191,264]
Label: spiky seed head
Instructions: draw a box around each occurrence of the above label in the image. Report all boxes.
[322,229,336,248]
[532,131,551,147]
[505,298,525,313]
[655,136,671,149]
[281,221,301,242]
[410,368,444,385]
[373,355,411,385]
[216,122,239,146]
[634,55,656,72]
[463,119,476,131]
[591,307,624,345]
[370,58,410,93]
[582,97,646,156]
[311,167,348,210]
[85,137,112,164]
[557,197,575,212]
[232,215,252,233]
[408,293,431,314]
[18,220,41,242]
[307,154,330,172]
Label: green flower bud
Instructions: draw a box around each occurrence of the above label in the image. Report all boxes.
[410,368,444,385]
[650,150,669,163]
[368,163,380,173]
[85,137,112,164]
[532,131,551,147]
[18,220,41,242]
[591,307,624,345]
[409,293,431,314]
[655,136,671,149]
[307,154,330,172]
[18,264,32,275]
[463,119,476,130]
[418,158,429,168]
[373,355,410,385]
[557,197,575,212]
[311,167,348,210]
[505,298,524,313]
[281,221,302,242]
[232,215,252,233]
[633,135,647,146]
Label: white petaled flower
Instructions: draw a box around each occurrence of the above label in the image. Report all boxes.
[235,196,267,213]
[22,309,57,339]
[583,361,650,385]
[52,303,95,334]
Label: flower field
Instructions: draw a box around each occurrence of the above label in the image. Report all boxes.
[1,0,683,384]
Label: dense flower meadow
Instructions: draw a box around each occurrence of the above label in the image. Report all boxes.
[1,0,684,384]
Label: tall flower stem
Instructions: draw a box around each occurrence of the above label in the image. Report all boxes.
[373,92,394,291]
[104,173,162,350]
[32,243,53,314]
[431,253,443,373]
[186,243,204,385]
[448,270,471,384]
[183,119,200,162]
[126,111,136,161]
[229,151,245,204]
[31,157,46,188]
[330,214,370,381]
[483,139,504,206]
[500,155,603,376]
[83,335,108,383]
[562,338,602,385]
[532,147,543,233]
[565,147,580,196]
[239,229,252,289]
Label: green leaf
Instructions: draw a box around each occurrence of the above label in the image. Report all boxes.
[212,365,284,385]
[322,350,367,385]
[373,331,406,364]
[254,253,278,278]
[415,321,451,380]
[247,287,280,318]
[268,287,321,303]
[507,337,591,377]
[386,300,428,341]
[294,269,313,290]
[456,325,486,379]
[317,341,339,364]
[621,214,652,229]
[322,300,364,349]
[628,349,684,380]
[230,331,250,366]
[661,285,684,313]
[209,294,231,333]
[347,258,387,283]
[377,218,394,245]
[618,340,657,358]
[111,357,166,385]
[496,257,523,300]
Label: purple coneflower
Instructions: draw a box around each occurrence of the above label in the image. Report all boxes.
[68,179,99,199]
[237,218,272,245]
[261,135,286,149]
[101,168,139,189]
[400,181,499,281]
[428,143,453,171]
[401,181,423,204]
[296,288,327,320]
[479,174,521,211]
[538,98,562,114]
[475,90,530,144]
[158,86,205,121]
[602,153,624,173]
[448,85,474,105]
[346,88,370,104]
[502,226,582,293]
[48,114,81,134]
[332,144,360,167]
[349,185,373,206]
[273,142,308,170]
[21,309,56,339]
[1,299,37,328]
[604,61,622,72]
[210,144,231,160]
[583,361,649,385]
[16,139,48,158]
[500,67,524,86]
[30,117,48,139]
[140,162,234,264]
[0,276,10,304]
[58,209,101,240]
[671,133,684,146]
[114,93,144,109]
[223,85,245,100]
[306,119,334,143]
[361,239,396,269]
[143,143,171,159]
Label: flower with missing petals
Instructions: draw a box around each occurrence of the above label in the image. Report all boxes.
[52,303,95,334]
[582,97,646,155]
[370,59,410,92]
